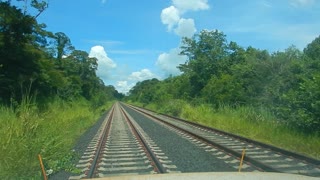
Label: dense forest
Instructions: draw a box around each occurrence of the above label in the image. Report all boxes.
[0,1,123,106]
[0,1,124,177]
[127,29,320,135]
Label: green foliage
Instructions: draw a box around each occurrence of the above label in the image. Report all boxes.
[201,74,245,105]
[0,2,123,178]
[141,101,319,159]
[179,30,230,97]
[0,96,112,179]
[54,32,74,61]
[279,73,320,133]
[127,30,320,135]
[304,35,320,60]
[31,0,49,19]
[0,2,123,104]
[0,2,40,100]
[47,151,81,174]
[128,78,161,105]
[159,99,186,116]
[181,103,320,159]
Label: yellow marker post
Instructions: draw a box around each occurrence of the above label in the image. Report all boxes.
[38,154,48,180]
[238,147,246,172]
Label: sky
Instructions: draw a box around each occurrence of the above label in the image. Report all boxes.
[20,0,320,93]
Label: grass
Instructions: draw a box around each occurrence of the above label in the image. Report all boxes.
[136,100,320,160]
[0,97,114,179]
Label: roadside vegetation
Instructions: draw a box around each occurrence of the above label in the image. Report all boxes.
[130,100,319,159]
[0,1,123,179]
[125,30,320,159]
[0,97,114,178]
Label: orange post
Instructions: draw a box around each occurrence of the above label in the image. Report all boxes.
[238,147,246,172]
[38,154,48,180]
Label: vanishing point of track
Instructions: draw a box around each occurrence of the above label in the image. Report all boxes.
[69,102,176,179]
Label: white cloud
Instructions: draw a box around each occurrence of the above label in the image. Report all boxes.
[161,6,180,31]
[128,69,158,81]
[172,0,209,12]
[156,48,187,75]
[87,46,160,94]
[160,0,209,34]
[115,69,159,94]
[89,45,116,79]
[290,0,315,7]
[115,81,134,94]
[158,0,209,77]
[174,18,196,38]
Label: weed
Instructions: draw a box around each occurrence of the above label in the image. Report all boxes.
[0,96,113,179]
[141,100,320,159]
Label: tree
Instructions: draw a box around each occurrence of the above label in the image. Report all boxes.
[5,0,48,18]
[162,75,192,100]
[279,72,320,133]
[201,74,245,106]
[0,1,122,105]
[178,30,230,97]
[30,0,48,18]
[54,32,74,64]
[0,2,41,101]
[128,78,160,105]
[304,35,320,60]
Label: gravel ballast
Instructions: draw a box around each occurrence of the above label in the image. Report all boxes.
[122,106,236,172]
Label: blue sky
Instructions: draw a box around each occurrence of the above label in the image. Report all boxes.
[25,0,320,93]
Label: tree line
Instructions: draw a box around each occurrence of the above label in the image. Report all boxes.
[127,29,320,134]
[0,1,124,107]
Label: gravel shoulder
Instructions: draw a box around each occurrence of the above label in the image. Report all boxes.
[49,110,110,180]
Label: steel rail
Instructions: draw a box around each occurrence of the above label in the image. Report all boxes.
[125,103,320,166]
[119,105,167,174]
[122,103,282,172]
[162,112,320,166]
[87,105,115,178]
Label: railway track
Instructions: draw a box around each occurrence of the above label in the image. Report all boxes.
[69,103,177,179]
[124,103,320,177]
[68,102,319,179]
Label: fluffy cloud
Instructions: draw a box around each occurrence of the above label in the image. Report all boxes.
[156,48,187,75]
[87,46,159,94]
[128,69,158,81]
[174,18,196,38]
[115,81,134,94]
[160,0,209,37]
[89,45,116,79]
[161,6,180,31]
[114,69,159,94]
[172,0,209,12]
[158,0,208,77]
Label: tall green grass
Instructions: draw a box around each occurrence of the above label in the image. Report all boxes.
[141,100,320,159]
[0,97,113,179]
